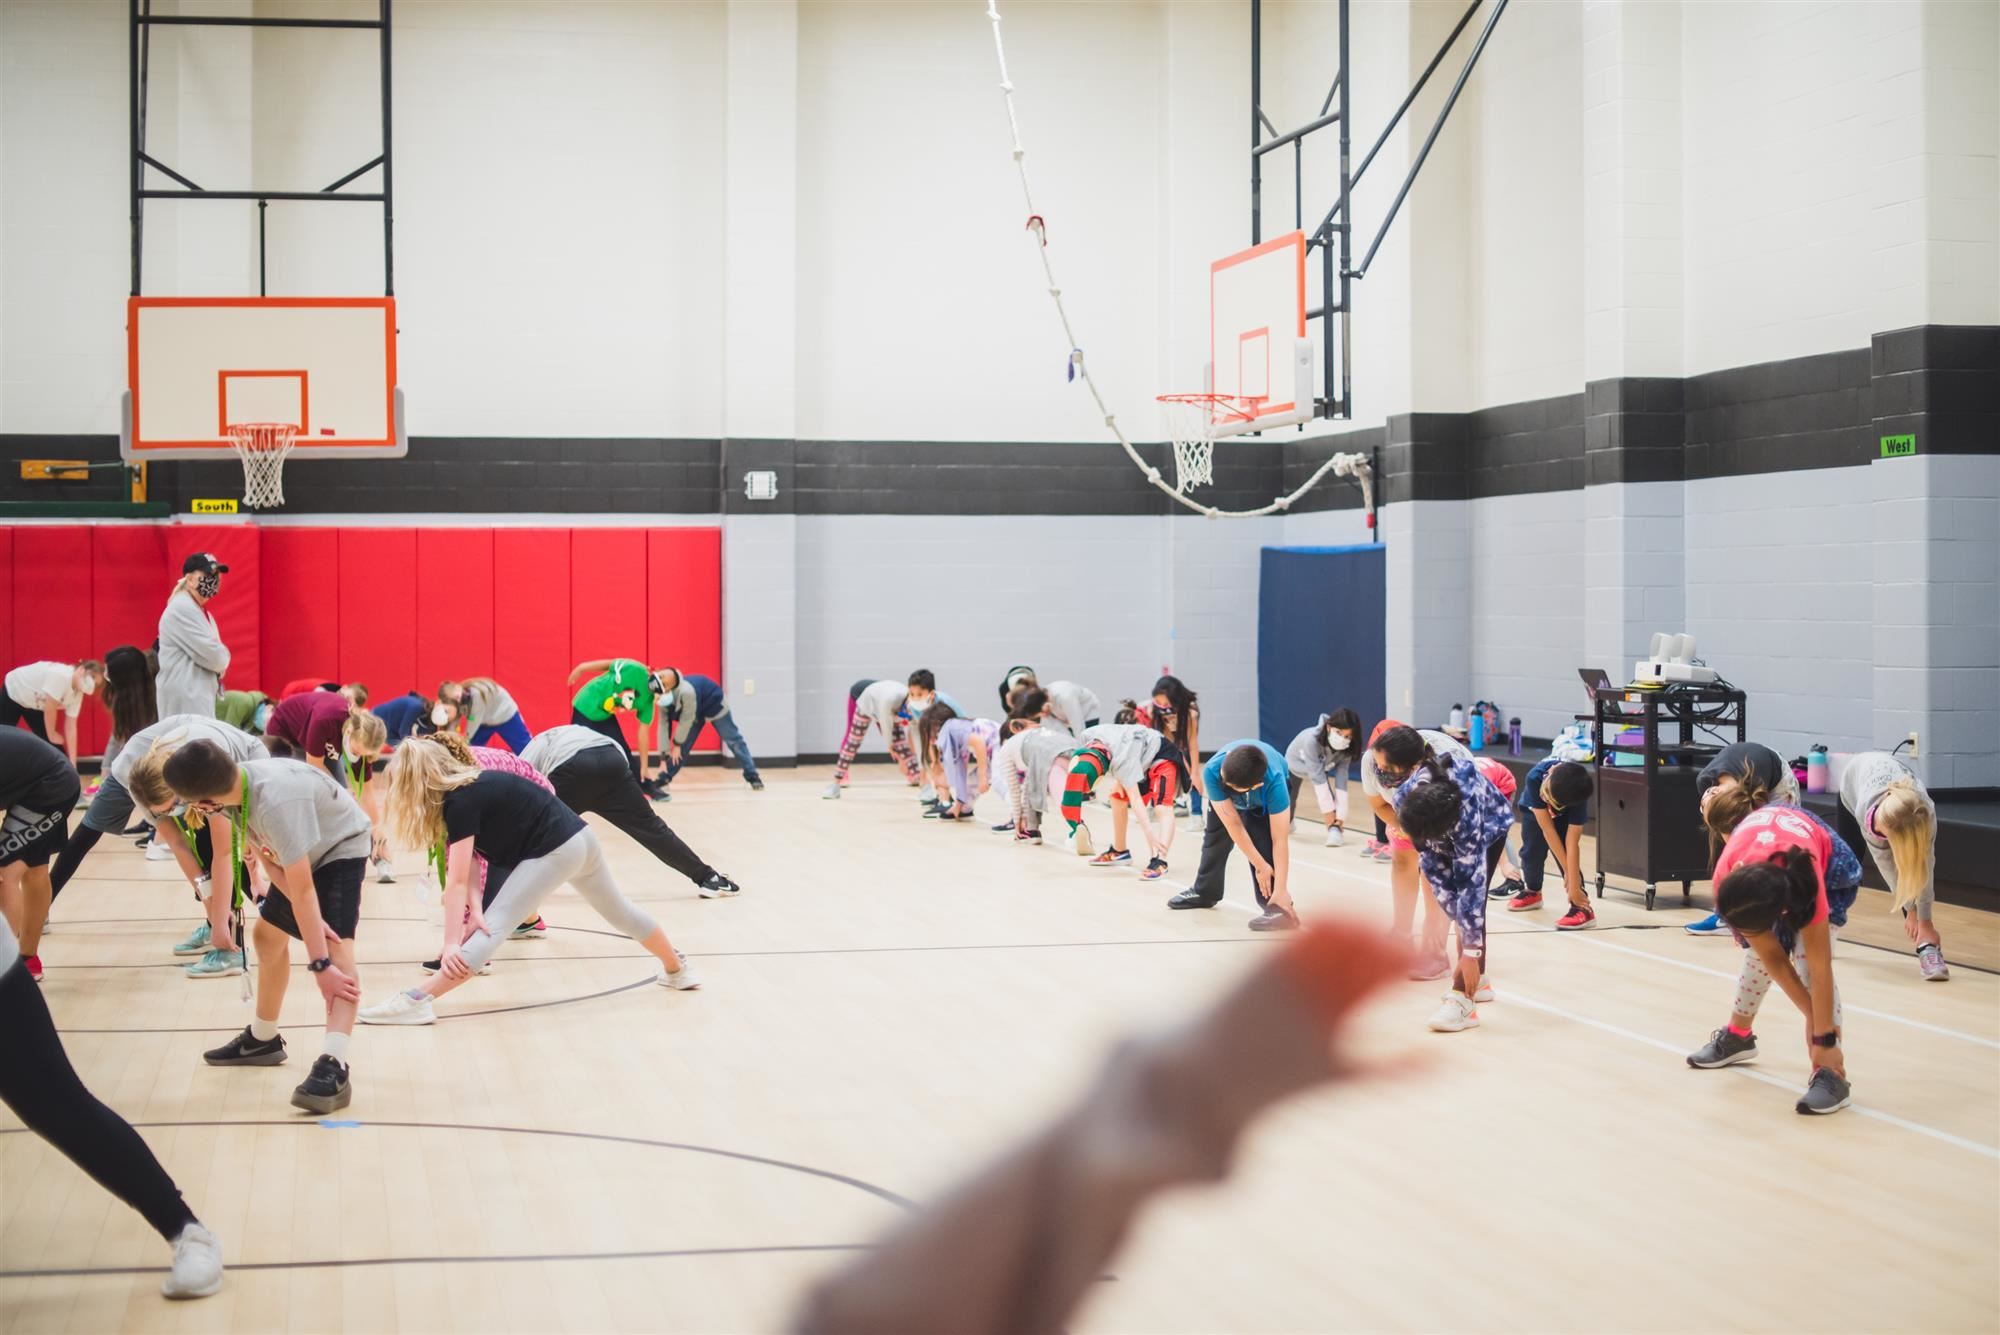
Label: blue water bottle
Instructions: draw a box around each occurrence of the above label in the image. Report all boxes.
[1469,711,1485,751]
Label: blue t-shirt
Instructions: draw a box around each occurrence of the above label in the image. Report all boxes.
[1520,757,1589,822]
[1201,740,1290,815]
[372,692,429,743]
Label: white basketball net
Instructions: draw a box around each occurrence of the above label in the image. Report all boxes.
[227,423,297,509]
[1157,393,1249,493]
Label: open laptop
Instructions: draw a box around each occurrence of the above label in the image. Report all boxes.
[1580,667,1642,714]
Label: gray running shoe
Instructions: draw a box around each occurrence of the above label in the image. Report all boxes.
[1687,1027,1758,1068]
[1795,1067,1852,1115]
[1917,943,1949,981]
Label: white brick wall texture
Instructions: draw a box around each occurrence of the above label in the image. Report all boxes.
[1469,491,1585,741]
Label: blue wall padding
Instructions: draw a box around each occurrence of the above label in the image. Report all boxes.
[1258,544,1386,761]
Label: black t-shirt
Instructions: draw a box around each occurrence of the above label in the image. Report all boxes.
[1696,741,1788,796]
[0,728,78,814]
[440,770,584,868]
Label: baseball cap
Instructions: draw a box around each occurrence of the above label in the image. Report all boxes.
[181,552,229,576]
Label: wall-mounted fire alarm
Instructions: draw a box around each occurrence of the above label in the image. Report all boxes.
[743,470,779,501]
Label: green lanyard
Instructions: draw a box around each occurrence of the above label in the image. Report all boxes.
[429,839,448,894]
[342,755,365,801]
[226,771,250,911]
[169,813,207,872]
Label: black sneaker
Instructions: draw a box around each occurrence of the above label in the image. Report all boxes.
[1166,888,1217,910]
[989,820,1014,834]
[699,872,741,899]
[746,774,764,791]
[203,1026,287,1067]
[1247,907,1301,932]
[291,1054,352,1115]
[921,801,946,819]
[1490,876,1524,900]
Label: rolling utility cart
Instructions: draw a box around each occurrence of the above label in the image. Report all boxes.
[1589,685,1748,910]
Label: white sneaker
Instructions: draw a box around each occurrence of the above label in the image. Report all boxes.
[358,990,436,1026]
[1426,992,1479,1032]
[146,840,175,862]
[161,1223,223,1299]
[1071,823,1095,857]
[822,781,842,800]
[658,956,701,990]
[1472,977,1494,1003]
[372,857,397,884]
[1324,825,1344,848]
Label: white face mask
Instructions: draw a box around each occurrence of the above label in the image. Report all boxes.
[907,695,933,713]
[342,748,359,764]
[1333,731,1352,748]
[431,705,453,727]
[78,674,98,695]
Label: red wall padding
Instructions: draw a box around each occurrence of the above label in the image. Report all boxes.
[649,528,723,751]
[1,523,722,758]
[414,529,495,703]
[492,529,576,735]
[259,527,341,693]
[337,529,418,709]
[571,528,649,748]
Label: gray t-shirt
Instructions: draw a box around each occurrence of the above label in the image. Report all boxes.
[1838,750,1927,850]
[464,679,520,728]
[241,758,373,867]
[114,714,269,790]
[1080,723,1165,786]
[1043,682,1102,738]
[521,724,624,778]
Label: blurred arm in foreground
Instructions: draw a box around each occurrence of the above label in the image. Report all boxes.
[797,918,1407,1335]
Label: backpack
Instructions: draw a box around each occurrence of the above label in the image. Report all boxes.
[1470,700,1502,742]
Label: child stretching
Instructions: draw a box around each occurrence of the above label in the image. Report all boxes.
[160,741,370,1114]
[422,731,559,955]
[1689,805,1858,1115]
[1839,750,1946,980]
[1008,682,1103,739]
[1070,721,1189,879]
[1388,743,1515,1032]
[1504,758,1596,927]
[1363,722,1470,979]
[1686,741,1801,934]
[994,718,1079,845]
[824,671,938,800]
[1140,676,1201,822]
[1686,796,1860,1093]
[933,714,1001,822]
[436,677,531,752]
[912,701,962,818]
[1165,740,1300,932]
[1283,708,1362,846]
[566,657,663,794]
[358,741,699,1026]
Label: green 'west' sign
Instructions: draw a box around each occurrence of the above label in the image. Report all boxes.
[1879,434,1917,459]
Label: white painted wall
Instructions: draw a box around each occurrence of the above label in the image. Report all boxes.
[1467,491,1583,739]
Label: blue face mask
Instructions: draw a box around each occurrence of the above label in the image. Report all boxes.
[253,702,274,731]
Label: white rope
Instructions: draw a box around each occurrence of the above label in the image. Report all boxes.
[984,0,1370,521]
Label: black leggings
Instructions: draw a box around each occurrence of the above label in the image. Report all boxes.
[550,745,716,886]
[51,821,213,904]
[0,957,198,1241]
[570,708,640,782]
[0,696,52,741]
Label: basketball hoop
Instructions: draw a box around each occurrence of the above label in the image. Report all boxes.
[1156,393,1256,492]
[227,422,297,509]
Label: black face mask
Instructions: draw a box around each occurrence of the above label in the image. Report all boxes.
[194,571,221,600]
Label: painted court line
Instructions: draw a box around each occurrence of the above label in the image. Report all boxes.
[1501,987,2000,1162]
[1284,850,2000,1052]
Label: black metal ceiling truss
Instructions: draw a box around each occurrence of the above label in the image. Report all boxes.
[129,0,395,296]
[1251,0,1510,421]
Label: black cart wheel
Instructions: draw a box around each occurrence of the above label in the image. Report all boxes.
[1595,873,1605,899]
[1644,882,1657,910]
[1682,880,1692,906]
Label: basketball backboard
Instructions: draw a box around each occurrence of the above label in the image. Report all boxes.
[1208,231,1314,436]
[122,297,406,460]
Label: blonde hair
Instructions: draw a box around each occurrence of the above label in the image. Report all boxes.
[126,741,178,812]
[343,682,370,708]
[1872,780,1934,912]
[1704,769,1772,851]
[343,708,387,756]
[385,737,481,852]
[427,730,477,767]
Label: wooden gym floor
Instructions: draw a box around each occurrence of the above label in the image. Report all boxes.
[4,766,1996,1334]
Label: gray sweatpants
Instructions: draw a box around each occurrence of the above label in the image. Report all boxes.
[459,829,658,972]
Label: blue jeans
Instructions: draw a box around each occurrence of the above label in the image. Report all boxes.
[470,714,533,753]
[667,709,759,782]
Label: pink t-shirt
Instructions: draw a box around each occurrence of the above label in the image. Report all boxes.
[1472,757,1516,802]
[473,745,555,795]
[1713,806,1830,924]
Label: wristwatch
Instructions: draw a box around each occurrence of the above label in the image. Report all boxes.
[1811,1031,1840,1048]
[308,956,334,974]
